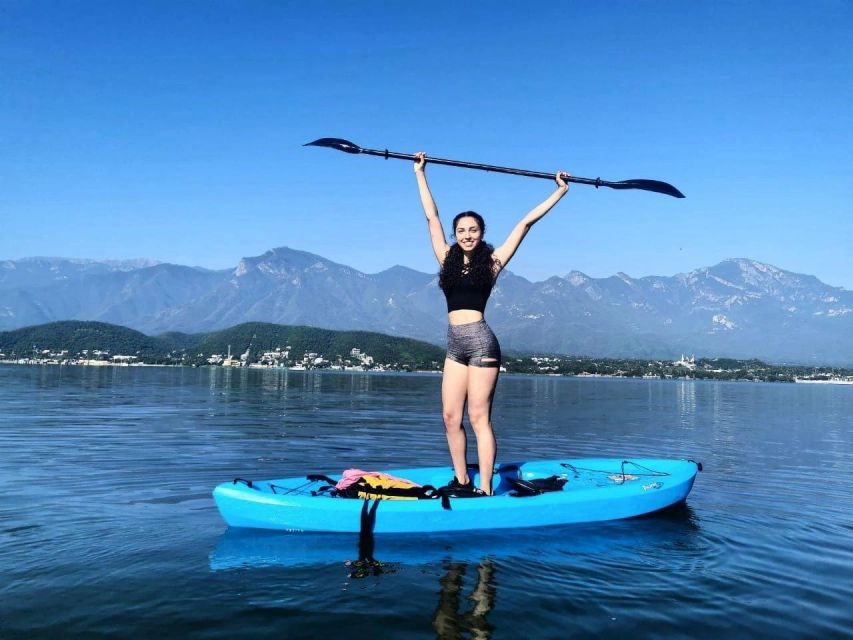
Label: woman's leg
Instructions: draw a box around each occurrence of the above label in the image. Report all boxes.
[467,364,499,494]
[442,358,470,484]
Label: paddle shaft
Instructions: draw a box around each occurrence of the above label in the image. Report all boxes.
[359,146,601,187]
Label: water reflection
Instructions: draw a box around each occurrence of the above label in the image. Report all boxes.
[4,364,852,638]
[677,380,696,427]
[208,503,703,638]
[433,560,496,640]
[202,366,402,396]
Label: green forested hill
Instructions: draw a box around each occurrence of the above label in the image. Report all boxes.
[0,321,171,357]
[0,320,445,368]
[195,322,444,367]
[156,331,206,352]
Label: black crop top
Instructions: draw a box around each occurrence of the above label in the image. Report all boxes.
[443,270,493,313]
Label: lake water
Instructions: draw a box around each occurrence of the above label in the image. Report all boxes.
[1,364,851,639]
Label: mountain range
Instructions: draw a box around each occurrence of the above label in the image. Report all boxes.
[1,248,850,365]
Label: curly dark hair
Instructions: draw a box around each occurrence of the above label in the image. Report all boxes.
[439,211,500,292]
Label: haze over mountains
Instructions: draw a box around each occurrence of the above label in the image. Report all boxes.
[1,248,850,365]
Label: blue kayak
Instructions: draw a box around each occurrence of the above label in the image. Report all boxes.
[212,458,701,534]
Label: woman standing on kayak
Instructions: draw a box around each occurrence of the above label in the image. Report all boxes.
[414,152,570,495]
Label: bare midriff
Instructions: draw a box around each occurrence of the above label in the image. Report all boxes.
[448,309,484,325]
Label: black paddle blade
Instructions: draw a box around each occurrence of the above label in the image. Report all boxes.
[303,137,362,154]
[608,179,685,199]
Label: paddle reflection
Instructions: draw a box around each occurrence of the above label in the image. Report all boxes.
[433,560,496,640]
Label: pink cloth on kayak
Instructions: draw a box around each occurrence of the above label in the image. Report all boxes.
[334,468,422,490]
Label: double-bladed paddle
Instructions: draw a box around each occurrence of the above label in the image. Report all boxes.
[305,137,685,198]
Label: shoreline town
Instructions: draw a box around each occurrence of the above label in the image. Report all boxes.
[2,347,851,384]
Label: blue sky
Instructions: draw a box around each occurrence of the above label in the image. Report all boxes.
[2,1,851,287]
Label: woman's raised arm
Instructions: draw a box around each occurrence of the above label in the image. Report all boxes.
[492,171,570,271]
[414,152,450,265]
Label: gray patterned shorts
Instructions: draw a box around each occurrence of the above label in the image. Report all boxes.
[446,320,501,368]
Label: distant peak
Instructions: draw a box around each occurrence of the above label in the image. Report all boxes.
[260,246,324,261]
[720,257,782,272]
[242,246,327,267]
[708,258,791,281]
[376,264,432,276]
[565,270,591,286]
[235,246,362,280]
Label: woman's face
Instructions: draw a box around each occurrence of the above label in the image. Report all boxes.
[454,216,482,252]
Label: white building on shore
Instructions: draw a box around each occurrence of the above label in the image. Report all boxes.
[673,354,696,370]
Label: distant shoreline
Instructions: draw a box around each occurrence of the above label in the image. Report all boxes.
[3,320,852,382]
[5,361,853,385]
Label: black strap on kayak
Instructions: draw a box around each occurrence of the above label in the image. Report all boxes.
[232,478,258,490]
[267,475,340,496]
[304,474,341,496]
[559,463,582,478]
[307,473,339,484]
[506,475,568,497]
[506,477,541,497]
[274,481,337,496]
[433,483,489,509]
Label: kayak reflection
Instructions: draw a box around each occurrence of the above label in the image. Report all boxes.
[209,501,701,571]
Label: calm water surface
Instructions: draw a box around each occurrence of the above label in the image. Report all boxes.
[1,364,851,639]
